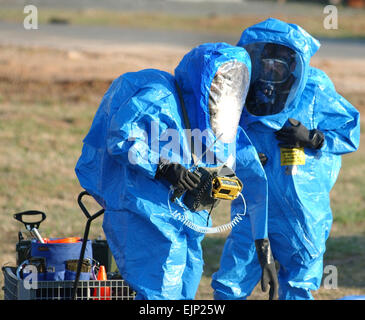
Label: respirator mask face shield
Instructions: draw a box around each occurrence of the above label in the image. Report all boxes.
[259,58,291,84]
[208,61,250,143]
[243,42,301,116]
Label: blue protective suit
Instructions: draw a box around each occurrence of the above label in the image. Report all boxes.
[212,19,360,300]
[75,42,268,299]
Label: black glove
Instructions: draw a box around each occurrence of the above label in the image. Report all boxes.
[275,118,324,149]
[255,238,279,300]
[258,152,268,166]
[155,159,200,191]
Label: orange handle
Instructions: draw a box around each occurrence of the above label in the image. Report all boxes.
[42,237,81,244]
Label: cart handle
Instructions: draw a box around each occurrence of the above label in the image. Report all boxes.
[13,210,46,230]
[77,191,105,219]
[73,191,105,300]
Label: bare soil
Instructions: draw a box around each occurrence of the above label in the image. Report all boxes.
[1,44,364,108]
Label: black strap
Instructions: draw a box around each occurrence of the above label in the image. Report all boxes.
[175,81,198,166]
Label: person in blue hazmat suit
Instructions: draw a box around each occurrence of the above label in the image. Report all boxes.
[75,42,278,299]
[212,18,360,300]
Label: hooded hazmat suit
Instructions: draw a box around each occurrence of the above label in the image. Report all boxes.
[212,19,360,300]
[75,42,270,299]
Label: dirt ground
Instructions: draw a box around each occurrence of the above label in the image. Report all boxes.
[1,44,364,106]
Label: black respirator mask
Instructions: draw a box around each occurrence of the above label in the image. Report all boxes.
[256,58,290,99]
[250,58,295,115]
[244,43,298,116]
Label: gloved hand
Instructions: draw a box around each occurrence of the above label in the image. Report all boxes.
[255,238,279,300]
[258,152,268,166]
[155,159,200,191]
[275,118,324,149]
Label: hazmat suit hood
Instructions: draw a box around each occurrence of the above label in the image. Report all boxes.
[174,43,269,241]
[174,43,251,164]
[237,18,320,130]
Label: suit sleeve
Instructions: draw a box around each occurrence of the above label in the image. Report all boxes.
[232,129,268,240]
[312,72,360,155]
[106,86,179,179]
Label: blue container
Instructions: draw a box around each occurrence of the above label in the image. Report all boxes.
[31,239,93,281]
[64,269,90,281]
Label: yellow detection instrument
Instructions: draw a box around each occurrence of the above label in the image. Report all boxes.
[212,176,243,200]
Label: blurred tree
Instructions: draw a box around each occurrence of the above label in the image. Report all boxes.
[348,0,365,8]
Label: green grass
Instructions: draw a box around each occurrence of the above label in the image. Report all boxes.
[2,8,365,39]
[0,99,104,238]
[330,151,365,225]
